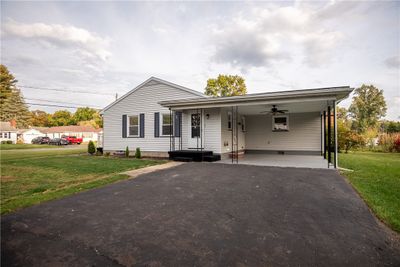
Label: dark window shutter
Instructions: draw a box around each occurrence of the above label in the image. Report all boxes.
[154,112,160,137]
[140,113,145,138]
[174,111,182,137]
[122,115,127,138]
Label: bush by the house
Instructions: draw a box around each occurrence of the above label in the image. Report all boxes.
[104,152,110,157]
[125,146,130,157]
[88,141,96,155]
[135,147,141,159]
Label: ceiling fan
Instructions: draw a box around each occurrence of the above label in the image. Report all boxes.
[260,105,289,114]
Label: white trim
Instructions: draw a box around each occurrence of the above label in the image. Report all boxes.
[100,77,204,114]
[160,86,353,109]
[127,114,140,137]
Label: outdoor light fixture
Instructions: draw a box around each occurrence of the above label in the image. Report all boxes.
[206,114,210,119]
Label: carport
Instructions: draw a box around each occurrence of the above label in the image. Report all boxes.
[160,86,354,169]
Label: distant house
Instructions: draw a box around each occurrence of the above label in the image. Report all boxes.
[17,128,47,144]
[0,122,18,144]
[45,125,102,143]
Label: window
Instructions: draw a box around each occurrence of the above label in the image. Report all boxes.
[0,133,3,138]
[272,115,289,131]
[191,113,201,138]
[241,116,246,132]
[3,132,8,138]
[161,114,172,136]
[227,111,232,130]
[128,115,139,136]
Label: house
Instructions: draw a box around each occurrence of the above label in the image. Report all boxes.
[44,125,102,143]
[0,122,18,144]
[17,127,47,144]
[101,77,353,168]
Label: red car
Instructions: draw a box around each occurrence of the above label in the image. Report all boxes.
[62,136,83,145]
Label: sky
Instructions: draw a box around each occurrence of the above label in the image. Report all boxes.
[1,1,399,120]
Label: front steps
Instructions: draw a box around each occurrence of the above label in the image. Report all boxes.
[168,150,221,162]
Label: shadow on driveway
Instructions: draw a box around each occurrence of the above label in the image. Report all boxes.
[2,163,399,266]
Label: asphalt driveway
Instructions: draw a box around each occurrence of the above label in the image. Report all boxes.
[2,163,399,266]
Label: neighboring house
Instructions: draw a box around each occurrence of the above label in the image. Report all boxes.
[17,128,47,144]
[101,77,353,168]
[45,125,102,143]
[0,122,18,144]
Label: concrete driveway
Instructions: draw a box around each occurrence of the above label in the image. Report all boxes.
[2,163,399,266]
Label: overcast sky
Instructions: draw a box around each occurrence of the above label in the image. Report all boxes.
[1,1,399,120]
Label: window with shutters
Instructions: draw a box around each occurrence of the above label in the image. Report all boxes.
[161,113,172,136]
[128,115,139,137]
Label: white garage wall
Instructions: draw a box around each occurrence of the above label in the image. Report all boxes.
[245,112,322,152]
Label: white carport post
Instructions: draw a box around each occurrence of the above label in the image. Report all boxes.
[334,100,338,168]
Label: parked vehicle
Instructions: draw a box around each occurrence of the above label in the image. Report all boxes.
[61,135,83,145]
[49,138,69,146]
[31,136,51,144]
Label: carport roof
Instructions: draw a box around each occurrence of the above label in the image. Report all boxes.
[159,86,353,110]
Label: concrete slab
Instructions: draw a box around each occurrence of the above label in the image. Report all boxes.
[219,153,329,169]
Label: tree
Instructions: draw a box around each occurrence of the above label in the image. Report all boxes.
[0,65,31,128]
[205,75,247,97]
[337,107,365,153]
[348,84,387,133]
[29,110,50,127]
[0,64,15,107]
[72,107,97,123]
[50,110,73,126]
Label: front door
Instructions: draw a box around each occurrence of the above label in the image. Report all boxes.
[188,111,202,149]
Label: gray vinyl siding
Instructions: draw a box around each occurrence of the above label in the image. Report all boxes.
[103,82,202,152]
[245,112,321,152]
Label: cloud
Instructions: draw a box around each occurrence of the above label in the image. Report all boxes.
[2,19,111,61]
[384,56,400,69]
[211,5,343,70]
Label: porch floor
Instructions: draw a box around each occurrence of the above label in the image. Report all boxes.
[218,153,330,169]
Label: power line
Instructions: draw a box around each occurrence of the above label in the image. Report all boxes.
[19,85,116,96]
[26,102,101,109]
[25,98,103,108]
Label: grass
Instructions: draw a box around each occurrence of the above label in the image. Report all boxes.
[1,148,166,214]
[339,152,400,232]
[0,143,58,150]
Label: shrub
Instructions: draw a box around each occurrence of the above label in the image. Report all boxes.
[378,133,400,152]
[104,152,110,157]
[125,146,130,157]
[1,141,7,144]
[88,141,96,155]
[6,140,12,144]
[135,147,141,159]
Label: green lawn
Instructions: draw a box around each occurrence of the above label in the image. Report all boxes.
[339,152,400,232]
[0,143,57,150]
[1,149,166,214]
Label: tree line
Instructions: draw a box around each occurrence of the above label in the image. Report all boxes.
[0,64,102,129]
